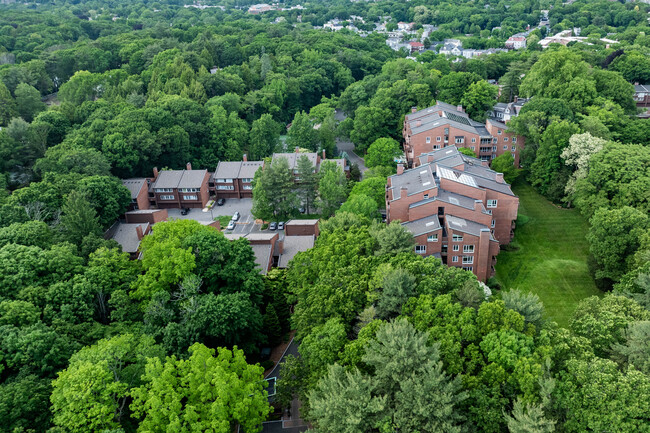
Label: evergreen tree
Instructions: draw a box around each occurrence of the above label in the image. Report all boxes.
[263,304,282,346]
[60,190,102,245]
[296,155,318,214]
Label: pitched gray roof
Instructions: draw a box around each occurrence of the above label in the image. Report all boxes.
[214,161,243,179]
[487,118,509,129]
[152,170,183,189]
[250,244,273,275]
[178,170,207,189]
[122,178,147,199]
[634,84,650,93]
[278,235,315,268]
[239,161,263,178]
[272,153,318,170]
[401,215,442,236]
[153,169,206,189]
[111,223,148,253]
[445,215,494,239]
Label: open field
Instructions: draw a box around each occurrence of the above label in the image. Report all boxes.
[494,182,603,327]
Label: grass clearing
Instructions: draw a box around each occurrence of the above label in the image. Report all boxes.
[494,182,602,327]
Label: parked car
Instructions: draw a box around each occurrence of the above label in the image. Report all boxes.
[180,208,190,215]
[278,222,285,230]
[232,211,240,221]
[216,198,225,206]
[226,220,236,230]
[269,222,277,230]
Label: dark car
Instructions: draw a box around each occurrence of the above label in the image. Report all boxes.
[299,206,306,214]
[216,198,225,206]
[269,222,277,230]
[278,222,285,230]
[180,208,190,215]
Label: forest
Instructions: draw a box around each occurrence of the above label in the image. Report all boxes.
[0,0,649,431]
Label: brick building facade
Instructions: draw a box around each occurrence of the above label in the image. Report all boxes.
[150,163,211,209]
[386,146,518,282]
[403,101,525,168]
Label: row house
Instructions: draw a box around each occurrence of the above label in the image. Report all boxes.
[211,155,264,199]
[122,178,150,211]
[403,101,525,168]
[150,163,211,209]
[386,146,518,282]
[487,97,529,123]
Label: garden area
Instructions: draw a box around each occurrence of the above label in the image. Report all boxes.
[494,182,603,327]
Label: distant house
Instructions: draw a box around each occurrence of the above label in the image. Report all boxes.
[634,84,650,108]
[439,43,462,56]
[248,3,273,14]
[487,97,529,123]
[505,36,527,50]
[397,22,415,31]
[108,222,152,259]
[150,163,211,209]
[408,41,425,53]
[271,149,347,177]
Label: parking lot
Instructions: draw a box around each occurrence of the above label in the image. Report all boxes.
[167,198,259,235]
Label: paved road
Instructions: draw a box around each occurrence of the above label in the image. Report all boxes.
[336,137,367,177]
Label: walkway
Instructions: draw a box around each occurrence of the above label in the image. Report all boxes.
[262,338,308,433]
[336,138,367,177]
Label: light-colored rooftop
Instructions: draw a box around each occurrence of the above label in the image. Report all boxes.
[111,223,148,253]
[278,235,315,268]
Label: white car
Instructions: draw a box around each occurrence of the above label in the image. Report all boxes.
[232,211,241,221]
[226,220,236,230]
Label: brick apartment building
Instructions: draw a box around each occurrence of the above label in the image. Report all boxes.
[150,163,211,209]
[122,178,150,211]
[386,146,518,282]
[211,155,264,199]
[403,101,525,168]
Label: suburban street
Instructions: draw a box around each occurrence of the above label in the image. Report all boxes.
[334,109,368,177]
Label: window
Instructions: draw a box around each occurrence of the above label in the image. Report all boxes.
[512,137,517,143]
[436,136,441,142]
[452,256,458,263]
[512,145,516,151]
[427,234,438,242]
[470,146,475,151]
[243,185,253,190]
[155,188,173,193]
[492,138,498,144]
[424,194,429,199]
[503,145,508,150]
[180,188,200,192]
[217,185,234,190]
[487,199,497,208]
[463,266,473,272]
[492,154,496,159]
[241,178,254,183]
[426,136,431,143]
[183,195,198,201]
[498,129,502,135]
[463,256,474,264]
[452,234,463,242]
[504,137,509,142]
[512,153,516,159]
[452,245,459,251]
[216,178,233,183]
[415,245,426,254]
[160,195,174,200]
[463,245,474,253]
[471,138,476,143]
[491,219,495,228]
[492,146,497,152]
[433,144,440,150]
[455,137,464,144]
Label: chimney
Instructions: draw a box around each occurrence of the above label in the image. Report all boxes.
[294,146,299,153]
[457,105,464,112]
[495,173,504,183]
[400,186,408,198]
[397,164,404,175]
[186,162,192,170]
[474,199,483,210]
[153,167,159,178]
[322,149,326,160]
[416,120,422,127]
[243,153,248,162]
[135,225,144,240]
[411,106,417,113]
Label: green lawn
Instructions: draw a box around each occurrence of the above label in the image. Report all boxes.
[494,182,602,327]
